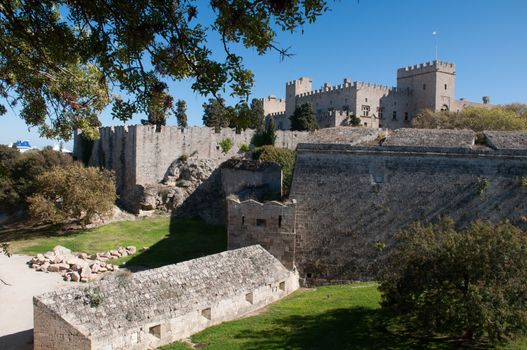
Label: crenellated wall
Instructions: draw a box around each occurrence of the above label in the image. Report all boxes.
[227,199,297,269]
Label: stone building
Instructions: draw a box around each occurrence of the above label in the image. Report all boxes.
[262,61,491,130]
[33,245,299,350]
[228,129,527,285]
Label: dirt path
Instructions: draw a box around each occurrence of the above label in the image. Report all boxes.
[0,253,72,350]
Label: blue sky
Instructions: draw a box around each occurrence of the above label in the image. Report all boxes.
[1,0,526,148]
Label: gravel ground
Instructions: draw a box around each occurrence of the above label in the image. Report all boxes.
[0,253,73,350]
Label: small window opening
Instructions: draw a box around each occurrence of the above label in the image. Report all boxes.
[423,84,426,90]
[364,122,368,127]
[242,216,245,225]
[392,111,397,120]
[365,97,368,102]
[306,273,313,278]
[149,325,161,339]
[216,145,220,150]
[256,219,266,227]
[245,292,254,304]
[201,308,211,320]
[404,112,409,121]
[444,84,448,90]
[279,281,286,291]
[278,215,282,228]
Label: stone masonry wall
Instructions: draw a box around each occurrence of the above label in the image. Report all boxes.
[34,245,299,350]
[74,125,383,194]
[289,133,527,284]
[228,199,297,269]
[34,299,91,350]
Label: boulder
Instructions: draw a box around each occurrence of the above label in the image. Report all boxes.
[53,245,72,256]
[70,271,80,282]
[80,266,92,279]
[126,246,137,255]
[47,264,61,272]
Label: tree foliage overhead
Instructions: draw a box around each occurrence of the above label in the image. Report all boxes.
[379,218,527,344]
[0,0,328,140]
[290,102,318,131]
[412,105,527,132]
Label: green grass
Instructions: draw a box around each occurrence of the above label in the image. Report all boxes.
[162,284,527,350]
[7,216,227,268]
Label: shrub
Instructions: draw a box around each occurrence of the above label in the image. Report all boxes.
[28,163,116,227]
[218,137,233,154]
[413,106,527,132]
[350,114,362,126]
[0,147,73,214]
[379,219,527,344]
[239,143,250,153]
[253,146,296,195]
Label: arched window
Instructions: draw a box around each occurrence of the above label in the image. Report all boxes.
[441,104,449,112]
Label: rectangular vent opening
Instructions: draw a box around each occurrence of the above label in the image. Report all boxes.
[201,307,212,320]
[149,325,161,339]
[245,292,254,304]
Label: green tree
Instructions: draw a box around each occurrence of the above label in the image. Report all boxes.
[202,97,233,132]
[412,106,527,132]
[0,0,328,141]
[379,219,527,344]
[252,117,276,147]
[28,163,116,227]
[290,103,319,131]
[175,100,188,128]
[250,98,265,131]
[0,148,72,214]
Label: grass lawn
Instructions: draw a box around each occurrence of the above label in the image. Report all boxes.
[5,216,227,268]
[162,284,527,350]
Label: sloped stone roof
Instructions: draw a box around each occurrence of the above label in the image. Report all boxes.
[34,245,290,337]
[484,131,527,150]
[383,128,475,148]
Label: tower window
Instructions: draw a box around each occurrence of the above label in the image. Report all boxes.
[392,111,397,120]
[365,98,368,102]
[256,219,266,227]
[444,84,448,90]
[278,215,282,228]
[423,84,426,90]
[404,112,409,121]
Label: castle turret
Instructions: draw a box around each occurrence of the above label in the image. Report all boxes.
[285,77,313,117]
[397,61,456,113]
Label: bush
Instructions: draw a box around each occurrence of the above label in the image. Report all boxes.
[379,219,527,344]
[218,137,233,154]
[253,146,296,195]
[413,106,527,132]
[0,147,73,214]
[28,164,116,227]
[239,143,250,153]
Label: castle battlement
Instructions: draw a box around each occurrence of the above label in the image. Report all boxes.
[397,60,455,78]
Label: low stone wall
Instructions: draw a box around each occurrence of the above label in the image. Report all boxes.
[33,245,299,350]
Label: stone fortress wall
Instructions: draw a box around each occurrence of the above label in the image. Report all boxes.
[228,129,527,285]
[74,125,382,194]
[34,245,299,350]
[262,60,492,131]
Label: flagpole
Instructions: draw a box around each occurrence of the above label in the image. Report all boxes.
[433,31,438,61]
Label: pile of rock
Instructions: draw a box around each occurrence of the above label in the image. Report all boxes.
[28,245,137,282]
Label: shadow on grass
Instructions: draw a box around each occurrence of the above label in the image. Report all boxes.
[124,217,227,269]
[0,220,81,243]
[233,307,457,350]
